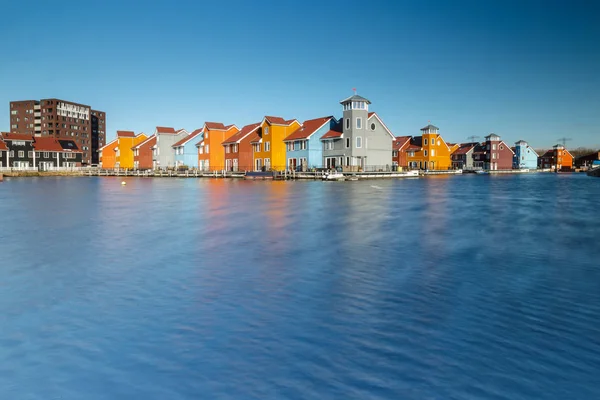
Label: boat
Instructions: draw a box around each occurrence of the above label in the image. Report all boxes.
[587,161,600,177]
[474,170,488,175]
[347,175,359,181]
[323,171,345,181]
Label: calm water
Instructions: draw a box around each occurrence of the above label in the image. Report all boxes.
[1,174,600,399]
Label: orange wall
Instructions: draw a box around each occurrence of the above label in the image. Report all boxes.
[100,140,118,168]
[253,120,300,171]
[117,134,147,169]
[407,134,454,170]
[198,126,239,171]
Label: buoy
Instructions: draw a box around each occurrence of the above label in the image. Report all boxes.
[121,181,126,185]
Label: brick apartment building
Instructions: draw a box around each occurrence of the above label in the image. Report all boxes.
[9,98,106,165]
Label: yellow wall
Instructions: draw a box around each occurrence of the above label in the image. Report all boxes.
[253,119,300,170]
[100,140,118,169]
[116,134,148,169]
[407,134,454,170]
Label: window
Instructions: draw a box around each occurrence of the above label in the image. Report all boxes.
[437,140,441,146]
[300,140,307,150]
[345,119,350,130]
[11,124,17,129]
[346,138,350,148]
[199,146,204,154]
[264,158,271,169]
[346,157,350,166]
[492,144,497,150]
[424,139,428,145]
[500,145,504,150]
[28,151,33,158]
[10,151,14,157]
[205,144,209,153]
[18,151,24,158]
[11,110,17,115]
[393,151,398,157]
[424,150,428,157]
[431,149,435,157]
[226,145,230,154]
[356,118,362,129]
[265,127,269,135]
[356,137,362,148]
[265,142,270,151]
[371,123,376,131]
[287,142,293,151]
[492,153,497,159]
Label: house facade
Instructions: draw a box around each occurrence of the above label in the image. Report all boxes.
[197,123,238,171]
[99,139,118,168]
[153,127,188,169]
[0,139,7,167]
[405,125,454,170]
[284,116,336,171]
[1,133,35,168]
[132,135,156,170]
[173,128,203,168]
[484,133,514,170]
[451,142,478,170]
[222,123,260,172]
[392,136,411,169]
[513,140,538,169]
[539,145,573,170]
[251,116,300,171]
[320,95,394,171]
[34,137,82,168]
[115,131,147,169]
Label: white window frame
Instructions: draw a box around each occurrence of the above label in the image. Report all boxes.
[18,150,24,158]
[205,144,209,153]
[345,119,350,130]
[356,117,362,129]
[424,150,428,157]
[431,149,435,157]
[424,138,428,145]
[356,137,362,148]
[265,142,270,152]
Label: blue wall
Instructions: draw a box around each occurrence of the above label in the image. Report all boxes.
[513,143,538,169]
[175,133,203,168]
[285,119,336,170]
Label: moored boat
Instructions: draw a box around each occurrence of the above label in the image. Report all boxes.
[323,171,345,181]
[587,161,600,177]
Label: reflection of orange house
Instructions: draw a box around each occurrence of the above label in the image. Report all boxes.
[196,122,239,171]
[133,135,156,170]
[222,122,261,172]
[539,144,573,170]
[99,138,118,168]
[405,124,456,170]
[392,136,411,168]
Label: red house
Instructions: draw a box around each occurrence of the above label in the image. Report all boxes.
[484,134,514,170]
[392,136,411,169]
[222,122,261,172]
[132,135,156,170]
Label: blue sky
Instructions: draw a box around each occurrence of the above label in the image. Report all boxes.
[1,0,598,148]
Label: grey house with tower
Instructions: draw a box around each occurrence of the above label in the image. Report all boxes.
[320,94,394,171]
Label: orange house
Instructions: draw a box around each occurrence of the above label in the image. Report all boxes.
[251,116,300,171]
[99,138,118,169]
[196,122,239,171]
[405,124,456,170]
[222,122,261,172]
[539,144,573,170]
[133,135,156,170]
[115,131,148,169]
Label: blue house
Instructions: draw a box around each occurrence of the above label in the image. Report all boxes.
[513,140,538,169]
[283,116,337,170]
[173,128,203,168]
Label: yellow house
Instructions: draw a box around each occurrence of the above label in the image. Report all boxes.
[405,124,454,170]
[250,116,300,171]
[115,131,148,169]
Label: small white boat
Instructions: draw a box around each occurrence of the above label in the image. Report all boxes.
[323,171,345,181]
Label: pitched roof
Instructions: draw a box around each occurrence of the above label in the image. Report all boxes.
[321,129,343,139]
[172,129,203,148]
[156,126,176,134]
[368,112,395,139]
[33,136,64,152]
[117,130,136,138]
[2,132,34,141]
[100,138,118,150]
[0,140,7,151]
[133,136,156,150]
[58,140,81,152]
[205,122,227,131]
[340,94,371,104]
[393,136,412,150]
[420,124,439,131]
[452,142,479,155]
[222,123,260,145]
[284,116,333,141]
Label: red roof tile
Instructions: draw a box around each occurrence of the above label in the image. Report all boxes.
[205,122,227,130]
[406,144,422,151]
[284,117,333,141]
[223,123,260,145]
[156,126,176,134]
[321,129,343,139]
[2,132,34,141]
[172,129,203,147]
[0,140,7,151]
[117,130,136,138]
[264,116,287,125]
[33,136,64,152]
[133,136,156,150]
[393,136,412,150]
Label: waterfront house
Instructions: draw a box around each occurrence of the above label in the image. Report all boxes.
[284,116,337,171]
[1,133,35,168]
[574,150,600,168]
[33,137,83,168]
[173,128,203,168]
[320,95,395,171]
[513,140,538,169]
[539,145,574,170]
[451,142,479,170]
[483,133,514,170]
[196,123,239,171]
[392,136,412,169]
[251,116,300,171]
[132,135,156,170]
[115,131,148,169]
[99,138,118,169]
[405,125,454,170]
[153,127,188,169]
[0,139,7,167]
[222,122,261,172]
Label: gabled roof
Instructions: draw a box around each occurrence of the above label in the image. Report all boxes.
[117,130,136,138]
[58,140,81,152]
[172,129,203,148]
[320,130,343,140]
[262,116,298,126]
[367,112,395,139]
[284,116,334,142]
[133,135,156,150]
[205,122,227,131]
[224,124,238,131]
[340,94,371,104]
[452,142,479,155]
[2,133,34,141]
[405,136,423,151]
[0,140,7,151]
[222,123,261,145]
[393,136,412,150]
[420,124,439,131]
[33,137,64,152]
[156,126,176,134]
